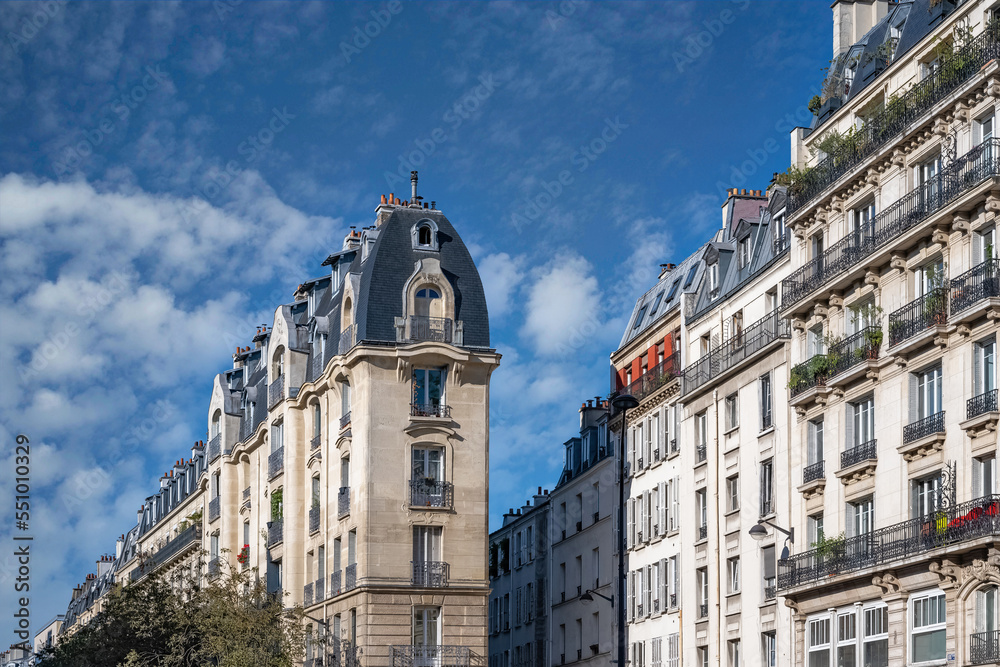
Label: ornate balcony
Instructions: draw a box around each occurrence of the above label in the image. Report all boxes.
[338,325,356,355]
[406,316,452,343]
[903,411,945,444]
[888,289,949,347]
[390,646,470,667]
[803,461,825,484]
[789,354,829,398]
[951,258,1000,316]
[841,439,877,469]
[338,487,350,518]
[411,560,449,587]
[779,494,1000,590]
[311,434,321,451]
[787,25,1000,216]
[783,138,1000,312]
[345,563,357,591]
[622,351,681,403]
[130,525,202,582]
[695,444,707,463]
[208,433,221,461]
[972,630,1000,665]
[409,479,454,508]
[309,352,324,383]
[309,506,320,534]
[268,374,284,409]
[969,389,999,420]
[267,519,283,547]
[699,603,708,619]
[314,578,324,601]
[303,582,314,606]
[330,570,341,596]
[827,327,881,379]
[411,403,451,418]
[681,310,789,396]
[268,447,284,480]
[698,525,707,540]
[209,496,220,523]
[339,412,351,430]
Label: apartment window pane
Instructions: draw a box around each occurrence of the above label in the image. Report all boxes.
[864,606,888,667]
[911,592,946,662]
[726,476,739,512]
[725,394,739,431]
[759,373,773,430]
[808,618,831,667]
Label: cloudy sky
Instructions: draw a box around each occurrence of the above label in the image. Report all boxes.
[0,0,829,637]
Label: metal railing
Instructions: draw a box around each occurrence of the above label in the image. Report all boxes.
[784,138,1000,308]
[622,351,681,402]
[310,352,324,383]
[972,630,1000,665]
[699,603,708,618]
[764,583,777,601]
[841,439,877,469]
[409,479,454,508]
[669,593,677,608]
[338,487,350,518]
[314,578,324,601]
[803,461,825,484]
[309,506,320,534]
[131,525,202,581]
[969,389,999,420]
[952,258,1000,315]
[268,374,284,409]
[411,560,449,587]
[239,416,252,443]
[339,411,351,430]
[903,410,945,444]
[760,497,774,517]
[789,354,829,398]
[338,325,355,355]
[778,494,1000,589]
[888,288,949,346]
[390,645,470,667]
[311,434,321,451]
[681,310,789,396]
[268,447,284,479]
[242,486,251,509]
[208,433,221,461]
[345,563,357,591]
[787,25,1000,214]
[304,582,314,606]
[267,519,283,547]
[407,316,453,343]
[411,403,451,418]
[827,326,881,376]
[330,570,341,596]
[698,525,707,540]
[695,444,707,463]
[209,496,220,523]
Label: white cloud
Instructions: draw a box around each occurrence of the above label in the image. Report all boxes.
[521,252,600,356]
[478,252,524,318]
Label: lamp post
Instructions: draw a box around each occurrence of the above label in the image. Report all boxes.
[749,518,794,560]
[612,393,638,667]
[580,588,614,607]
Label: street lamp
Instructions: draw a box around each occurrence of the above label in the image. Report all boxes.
[611,393,638,667]
[579,589,614,607]
[749,518,794,560]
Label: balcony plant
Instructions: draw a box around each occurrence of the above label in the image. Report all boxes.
[922,263,949,324]
[812,531,847,571]
[236,544,250,565]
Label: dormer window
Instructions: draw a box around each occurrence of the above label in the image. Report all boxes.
[411,219,440,251]
[738,237,750,269]
[419,226,432,246]
[709,263,719,296]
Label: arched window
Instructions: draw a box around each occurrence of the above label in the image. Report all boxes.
[211,410,221,438]
[418,225,432,246]
[312,402,322,439]
[272,346,284,378]
[415,287,442,317]
[411,219,440,251]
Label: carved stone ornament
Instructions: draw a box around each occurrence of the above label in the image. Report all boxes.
[872,572,905,597]
[929,559,962,587]
[397,357,411,383]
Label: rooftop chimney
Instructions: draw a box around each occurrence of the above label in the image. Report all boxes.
[410,171,419,206]
[832,1,889,58]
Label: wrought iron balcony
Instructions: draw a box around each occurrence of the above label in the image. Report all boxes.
[239,416,252,443]
[409,479,454,508]
[268,374,284,409]
[411,560,449,587]
[345,563,357,591]
[827,326,881,376]
[311,434,321,451]
[314,578,324,601]
[208,433,221,461]
[972,630,1000,665]
[130,525,202,581]
[309,506,320,534]
[411,403,451,418]
[303,582,314,606]
[681,310,789,396]
[637,604,644,616]
[841,439,877,469]
[783,138,1000,309]
[241,486,251,510]
[698,525,707,540]
[330,570,341,596]
[207,557,221,580]
[209,496,220,523]
[695,444,707,463]
[952,258,1000,315]
[339,411,351,430]
[789,354,829,398]
[779,493,1000,590]
[267,518,283,547]
[764,583,776,601]
[268,446,284,480]
[334,488,349,520]
[327,640,362,667]
[390,645,470,667]
[888,288,949,347]
[699,603,708,619]
[969,389,999,420]
[669,438,679,454]
[803,461,825,484]
[903,411,945,444]
[338,324,356,355]
[622,351,681,402]
[787,25,1000,215]
[310,352,324,383]
[760,497,774,517]
[407,316,453,343]
[669,593,677,608]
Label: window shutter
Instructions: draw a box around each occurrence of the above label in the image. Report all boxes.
[845,403,855,450]
[671,477,680,531]
[659,481,667,535]
[644,419,652,464]
[628,499,635,548]
[645,490,652,540]
[975,231,985,264]
[645,564,652,615]
[974,459,983,497]
[908,372,919,422]
[976,589,986,633]
[910,480,920,519]
[975,343,984,395]
[845,502,856,539]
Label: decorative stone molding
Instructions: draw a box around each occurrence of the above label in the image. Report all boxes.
[872,572,906,597]
[986,193,1000,217]
[931,228,950,247]
[951,211,971,234]
[930,558,963,589]
[891,149,906,167]
[987,77,1000,100]
[836,459,877,486]
[933,118,950,136]
[451,361,465,387]
[954,102,970,124]
[396,357,411,383]
[865,169,879,187]
[797,477,826,500]
[812,303,829,319]
[830,195,845,214]
[792,317,807,333]
[890,253,906,271]
[896,431,946,462]
[828,293,844,309]
[864,269,880,287]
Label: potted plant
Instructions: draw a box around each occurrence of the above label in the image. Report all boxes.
[812,532,847,572]
[864,328,883,358]
[787,365,808,391]
[922,263,949,325]
[236,544,250,565]
[808,354,831,387]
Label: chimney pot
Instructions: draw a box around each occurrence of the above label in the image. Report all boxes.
[431,201,436,209]
[381,194,387,204]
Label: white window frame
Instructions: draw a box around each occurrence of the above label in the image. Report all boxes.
[727,557,740,594]
[909,590,947,664]
[807,616,831,667]
[725,393,739,431]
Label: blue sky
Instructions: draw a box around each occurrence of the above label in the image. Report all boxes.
[0,0,829,639]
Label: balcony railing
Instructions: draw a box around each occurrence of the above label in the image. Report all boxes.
[409,479,454,508]
[803,461,825,484]
[789,354,828,398]
[345,563,357,591]
[903,411,945,444]
[411,560,449,587]
[338,487,350,518]
[764,582,777,601]
[390,645,470,667]
[841,439,877,469]
[310,351,324,383]
[311,434,321,451]
[969,389,999,420]
[888,288,949,347]
[131,525,202,581]
[267,518,283,547]
[268,447,284,480]
[698,525,707,540]
[778,494,1000,590]
[339,411,351,430]
[208,433,221,461]
[784,138,1000,309]
[695,444,706,463]
[239,416,252,443]
[209,496,220,523]
[621,351,681,402]
[309,506,320,534]
[411,403,451,418]
[699,603,708,619]
[952,258,1000,315]
[669,593,677,608]
[242,486,251,509]
[827,326,881,376]
[330,570,341,596]
[338,325,355,355]
[268,374,284,409]
[304,582,314,606]
[407,316,453,343]
[972,630,1000,665]
[760,497,774,517]
[787,24,1000,215]
[681,310,789,396]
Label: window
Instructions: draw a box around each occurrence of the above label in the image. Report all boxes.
[975,337,997,395]
[807,324,824,356]
[910,591,946,662]
[417,225,432,246]
[312,403,321,438]
[696,489,707,540]
[311,476,320,508]
[698,648,709,667]
[762,632,776,667]
[811,232,824,260]
[649,291,664,315]
[759,459,774,516]
[807,418,824,466]
[836,611,856,667]
[697,568,709,616]
[412,606,441,646]
[849,396,874,447]
[913,365,942,420]
[976,225,997,263]
[726,475,739,512]
[727,557,740,594]
[808,617,831,667]
[976,585,999,633]
[271,421,283,453]
[912,474,940,518]
[633,305,648,330]
[808,513,825,547]
[759,373,772,430]
[412,367,445,409]
[340,380,351,418]
[666,279,681,301]
[863,605,888,667]
[667,634,679,667]
[975,455,996,497]
[915,258,945,297]
[728,640,740,667]
[709,262,719,295]
[917,155,942,203]
[725,393,739,431]
[761,545,776,599]
[695,411,707,462]
[684,266,698,288]
[738,236,750,268]
[848,496,874,537]
[977,111,995,145]
[341,456,350,488]
[412,446,444,501]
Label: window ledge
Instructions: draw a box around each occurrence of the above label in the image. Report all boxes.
[758,426,775,438]
[724,507,741,517]
[724,425,740,436]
